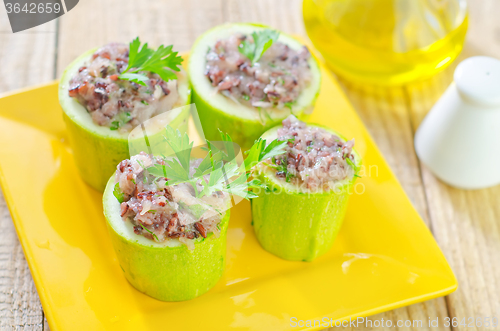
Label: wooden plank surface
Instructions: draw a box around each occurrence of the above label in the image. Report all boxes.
[0,6,57,331]
[402,2,500,328]
[0,0,499,330]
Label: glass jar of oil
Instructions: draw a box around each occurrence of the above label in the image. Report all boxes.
[303,0,468,85]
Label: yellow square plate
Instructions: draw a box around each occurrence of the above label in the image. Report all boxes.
[0,64,456,330]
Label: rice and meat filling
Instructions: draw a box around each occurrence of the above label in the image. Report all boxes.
[115,152,229,249]
[268,115,356,191]
[68,43,181,131]
[205,34,313,109]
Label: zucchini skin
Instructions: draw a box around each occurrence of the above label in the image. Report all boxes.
[251,124,360,262]
[62,111,129,191]
[59,49,191,192]
[188,23,320,150]
[252,172,352,262]
[192,89,305,149]
[103,178,229,301]
[62,108,190,191]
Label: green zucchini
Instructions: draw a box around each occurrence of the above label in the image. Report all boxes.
[251,125,361,262]
[188,23,321,149]
[103,177,229,301]
[58,48,191,192]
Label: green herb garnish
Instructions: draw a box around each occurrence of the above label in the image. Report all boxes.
[139,223,159,241]
[284,101,295,111]
[242,94,250,101]
[146,126,193,187]
[238,29,280,66]
[113,183,125,203]
[119,37,183,86]
[244,138,289,171]
[345,157,355,168]
[113,125,288,206]
[109,112,132,131]
[306,141,314,153]
[143,126,287,200]
[141,100,149,105]
[345,157,361,177]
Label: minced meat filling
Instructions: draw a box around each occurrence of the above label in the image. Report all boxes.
[268,115,356,191]
[205,34,312,110]
[115,152,229,249]
[69,43,181,132]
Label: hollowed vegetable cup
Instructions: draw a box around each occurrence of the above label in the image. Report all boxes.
[251,120,361,261]
[59,46,191,191]
[188,23,321,149]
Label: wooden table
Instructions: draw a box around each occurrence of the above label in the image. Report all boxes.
[0,1,499,330]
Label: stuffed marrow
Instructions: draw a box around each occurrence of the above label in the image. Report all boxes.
[189,23,321,149]
[251,115,361,261]
[104,152,230,301]
[59,41,191,191]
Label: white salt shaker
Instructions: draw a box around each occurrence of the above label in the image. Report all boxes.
[415,56,500,189]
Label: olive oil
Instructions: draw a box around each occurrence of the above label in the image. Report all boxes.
[303,0,468,85]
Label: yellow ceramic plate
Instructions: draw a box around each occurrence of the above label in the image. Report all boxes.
[0,65,456,330]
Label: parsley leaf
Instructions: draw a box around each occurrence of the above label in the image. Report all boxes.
[164,125,193,171]
[198,160,241,198]
[194,130,238,181]
[239,40,256,64]
[113,183,125,203]
[238,29,280,65]
[142,125,287,200]
[110,121,120,131]
[193,152,216,178]
[109,112,132,131]
[215,129,236,162]
[139,45,182,79]
[226,175,262,199]
[118,73,150,86]
[163,158,192,184]
[145,163,168,178]
[119,37,183,86]
[128,38,154,68]
[244,138,288,171]
[145,126,198,193]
